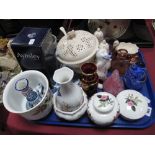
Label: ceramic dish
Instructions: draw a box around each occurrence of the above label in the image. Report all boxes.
[87,92,119,126]
[116,90,150,120]
[115,42,139,55]
[88,19,130,39]
[53,91,88,121]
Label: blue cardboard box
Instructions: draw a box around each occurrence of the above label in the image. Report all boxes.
[11,27,58,87]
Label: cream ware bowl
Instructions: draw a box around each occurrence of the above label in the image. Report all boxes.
[115,42,139,54]
[56,27,99,72]
[87,92,119,126]
[3,70,53,120]
[116,90,150,120]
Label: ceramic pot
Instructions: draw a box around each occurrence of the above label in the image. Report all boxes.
[81,63,98,97]
[3,70,53,120]
[87,92,119,126]
[53,67,84,112]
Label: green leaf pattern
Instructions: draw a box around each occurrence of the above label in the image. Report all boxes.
[97,95,114,108]
[125,94,142,112]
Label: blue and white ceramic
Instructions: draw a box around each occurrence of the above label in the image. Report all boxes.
[3,70,53,120]
[15,78,45,110]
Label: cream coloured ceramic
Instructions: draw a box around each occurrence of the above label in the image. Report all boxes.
[96,40,111,80]
[3,70,53,120]
[53,67,84,112]
[113,40,120,49]
[116,90,150,120]
[94,28,104,43]
[56,28,99,72]
[53,90,88,121]
[115,42,139,54]
[87,92,119,126]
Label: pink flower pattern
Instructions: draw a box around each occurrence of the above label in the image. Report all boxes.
[127,101,134,106]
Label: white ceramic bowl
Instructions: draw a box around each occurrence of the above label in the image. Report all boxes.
[116,90,150,120]
[87,92,119,126]
[53,91,88,121]
[3,70,53,120]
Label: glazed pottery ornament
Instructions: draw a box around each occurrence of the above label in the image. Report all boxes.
[94,28,104,43]
[87,92,119,126]
[53,67,88,121]
[103,70,124,96]
[124,64,146,90]
[99,40,110,53]
[96,40,111,81]
[117,90,150,120]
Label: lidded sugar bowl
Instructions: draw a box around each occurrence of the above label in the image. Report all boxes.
[87,92,119,126]
[56,27,99,72]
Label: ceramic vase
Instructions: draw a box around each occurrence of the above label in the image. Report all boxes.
[53,67,84,112]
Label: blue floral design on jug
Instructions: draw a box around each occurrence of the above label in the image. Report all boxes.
[123,64,146,90]
[15,78,44,110]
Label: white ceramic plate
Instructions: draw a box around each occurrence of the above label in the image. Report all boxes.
[116,90,150,120]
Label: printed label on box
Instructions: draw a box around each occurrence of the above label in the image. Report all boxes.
[29,39,35,45]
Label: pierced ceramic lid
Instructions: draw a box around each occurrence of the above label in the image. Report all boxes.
[56,29,99,64]
[87,92,119,126]
[116,42,139,54]
[116,90,150,120]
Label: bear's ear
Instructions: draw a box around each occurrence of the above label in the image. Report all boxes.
[97,95,102,98]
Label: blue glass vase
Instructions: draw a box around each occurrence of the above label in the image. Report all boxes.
[123,64,146,90]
